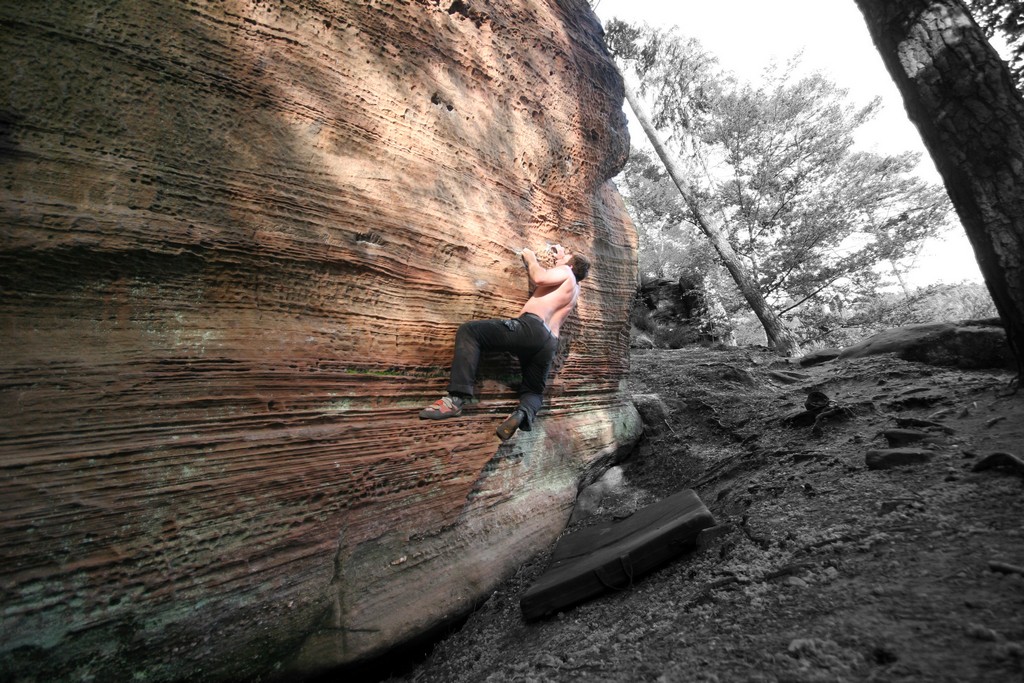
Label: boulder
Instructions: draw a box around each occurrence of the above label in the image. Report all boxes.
[637,277,705,323]
[883,428,946,447]
[798,348,842,367]
[972,451,1024,477]
[0,1,640,680]
[838,321,1013,369]
[632,276,730,347]
[632,393,672,434]
[865,448,936,470]
[631,327,657,349]
[570,465,628,523]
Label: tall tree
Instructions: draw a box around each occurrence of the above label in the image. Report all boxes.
[704,68,949,314]
[607,21,949,356]
[606,22,800,355]
[854,0,1024,379]
[619,148,729,285]
[618,149,691,280]
[621,76,803,356]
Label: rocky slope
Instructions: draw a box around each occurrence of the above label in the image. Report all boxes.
[0,1,639,680]
[388,344,1024,682]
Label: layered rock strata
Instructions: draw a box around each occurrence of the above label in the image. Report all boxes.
[0,0,639,680]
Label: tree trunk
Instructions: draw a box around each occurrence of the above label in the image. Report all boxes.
[702,277,738,346]
[889,258,912,299]
[622,78,802,356]
[855,0,1024,378]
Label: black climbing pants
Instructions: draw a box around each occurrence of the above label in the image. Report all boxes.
[446,312,559,430]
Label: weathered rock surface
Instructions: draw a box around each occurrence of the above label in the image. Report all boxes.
[631,276,731,347]
[883,428,946,447]
[798,347,842,367]
[632,392,672,435]
[865,448,936,470]
[638,277,706,324]
[0,1,639,680]
[837,320,1013,369]
[972,451,1024,477]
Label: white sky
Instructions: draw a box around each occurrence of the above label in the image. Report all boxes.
[592,0,986,286]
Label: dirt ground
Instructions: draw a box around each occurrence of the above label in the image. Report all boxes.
[384,345,1024,682]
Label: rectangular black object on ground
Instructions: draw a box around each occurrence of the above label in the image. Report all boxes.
[520,488,715,620]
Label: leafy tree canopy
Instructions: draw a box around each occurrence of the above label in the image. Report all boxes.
[608,21,954,328]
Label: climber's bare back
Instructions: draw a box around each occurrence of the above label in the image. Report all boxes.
[520,274,577,337]
[518,247,579,337]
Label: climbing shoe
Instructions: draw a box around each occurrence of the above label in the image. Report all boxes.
[496,409,526,441]
[419,395,464,420]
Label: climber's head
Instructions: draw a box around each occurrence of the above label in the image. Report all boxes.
[551,244,589,282]
[568,253,590,282]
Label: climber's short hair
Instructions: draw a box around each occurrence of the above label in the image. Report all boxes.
[569,254,590,282]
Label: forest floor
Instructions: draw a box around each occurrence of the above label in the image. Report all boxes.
[383,345,1024,682]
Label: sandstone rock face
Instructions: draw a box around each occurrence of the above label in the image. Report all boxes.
[0,1,639,680]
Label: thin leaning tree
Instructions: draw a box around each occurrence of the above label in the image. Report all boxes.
[606,22,948,357]
[854,0,1024,380]
[621,78,802,356]
[607,23,801,356]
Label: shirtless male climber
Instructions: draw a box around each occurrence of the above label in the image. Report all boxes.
[419,244,591,441]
